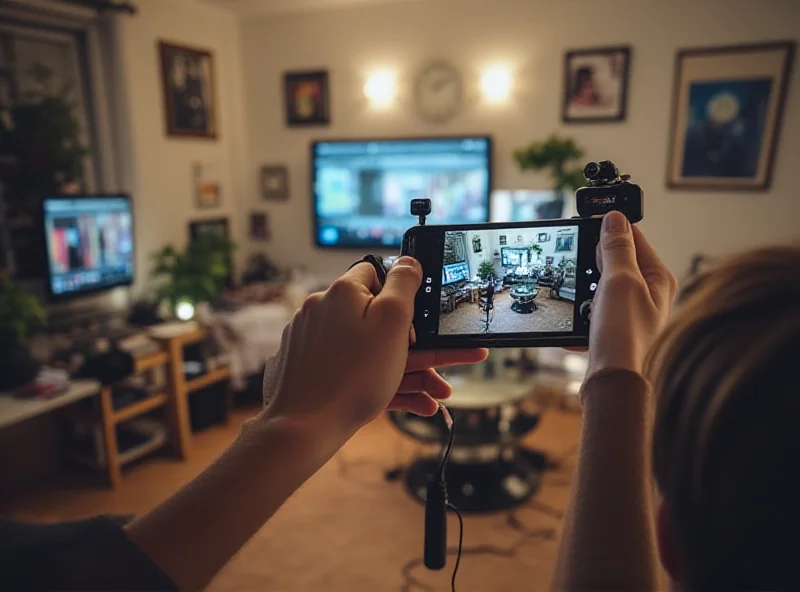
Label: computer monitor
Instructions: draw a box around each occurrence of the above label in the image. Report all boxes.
[312,136,492,249]
[442,262,470,285]
[43,194,135,300]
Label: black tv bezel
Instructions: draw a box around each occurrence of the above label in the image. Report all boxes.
[42,193,136,302]
[310,135,494,250]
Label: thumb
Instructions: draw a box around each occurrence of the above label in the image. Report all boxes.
[372,256,422,324]
[598,211,637,276]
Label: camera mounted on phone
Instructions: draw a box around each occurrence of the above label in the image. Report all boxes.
[575,160,643,223]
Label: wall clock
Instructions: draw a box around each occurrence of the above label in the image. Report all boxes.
[415,62,463,124]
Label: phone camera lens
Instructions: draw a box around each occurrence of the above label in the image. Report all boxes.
[583,162,601,180]
[597,160,619,181]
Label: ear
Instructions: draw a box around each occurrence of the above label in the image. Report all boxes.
[657,500,683,585]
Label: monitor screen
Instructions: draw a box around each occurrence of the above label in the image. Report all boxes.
[43,195,135,299]
[442,262,470,285]
[312,136,492,249]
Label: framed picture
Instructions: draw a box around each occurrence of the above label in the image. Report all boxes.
[193,161,221,209]
[499,235,507,246]
[284,70,330,126]
[261,165,289,200]
[666,42,795,190]
[555,234,575,252]
[159,42,217,139]
[250,212,270,241]
[537,233,551,243]
[563,46,631,123]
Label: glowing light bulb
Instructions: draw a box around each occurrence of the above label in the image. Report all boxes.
[481,66,513,103]
[175,300,195,321]
[364,69,397,109]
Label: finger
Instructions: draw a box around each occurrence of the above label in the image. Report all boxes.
[406,348,489,372]
[598,211,640,278]
[398,369,452,399]
[337,261,383,296]
[631,225,678,311]
[387,392,440,416]
[370,257,422,325]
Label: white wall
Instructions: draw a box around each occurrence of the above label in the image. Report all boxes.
[112,0,248,294]
[239,0,799,278]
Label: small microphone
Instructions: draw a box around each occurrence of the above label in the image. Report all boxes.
[423,480,448,570]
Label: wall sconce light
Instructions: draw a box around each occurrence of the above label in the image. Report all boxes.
[481,66,513,103]
[364,69,397,108]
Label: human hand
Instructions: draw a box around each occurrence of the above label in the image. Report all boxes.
[586,211,677,379]
[261,257,487,439]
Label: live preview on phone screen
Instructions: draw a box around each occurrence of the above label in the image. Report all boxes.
[422,223,582,337]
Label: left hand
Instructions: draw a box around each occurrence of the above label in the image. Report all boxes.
[261,256,487,437]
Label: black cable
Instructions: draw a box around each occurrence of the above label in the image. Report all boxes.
[447,503,463,592]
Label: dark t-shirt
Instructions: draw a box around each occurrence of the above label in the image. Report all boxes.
[0,516,176,591]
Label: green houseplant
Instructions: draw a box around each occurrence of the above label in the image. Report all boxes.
[151,234,236,315]
[529,243,544,264]
[477,260,496,283]
[0,274,47,389]
[513,134,586,209]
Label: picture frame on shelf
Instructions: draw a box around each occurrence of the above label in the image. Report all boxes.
[159,41,217,139]
[261,165,290,200]
[563,45,631,123]
[666,41,795,190]
[283,70,330,127]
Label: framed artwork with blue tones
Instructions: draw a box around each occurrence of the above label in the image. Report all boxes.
[667,42,795,190]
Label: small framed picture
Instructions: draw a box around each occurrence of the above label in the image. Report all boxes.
[250,212,270,241]
[537,233,551,243]
[499,235,507,246]
[261,165,289,200]
[193,161,221,209]
[563,46,631,123]
[284,70,330,126]
[666,41,795,190]
[159,42,217,139]
[555,234,575,252]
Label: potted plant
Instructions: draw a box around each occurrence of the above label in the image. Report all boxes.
[529,243,544,265]
[0,274,47,390]
[477,260,496,284]
[513,134,586,216]
[152,233,236,319]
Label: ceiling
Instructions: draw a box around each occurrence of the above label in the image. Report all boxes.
[200,0,425,16]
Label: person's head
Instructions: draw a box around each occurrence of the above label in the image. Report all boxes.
[646,244,800,590]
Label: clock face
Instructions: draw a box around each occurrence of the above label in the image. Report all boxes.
[415,62,462,124]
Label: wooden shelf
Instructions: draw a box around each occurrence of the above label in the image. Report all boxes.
[185,367,231,393]
[113,392,168,424]
[134,350,170,373]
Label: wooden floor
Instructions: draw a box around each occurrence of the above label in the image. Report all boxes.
[1,405,581,591]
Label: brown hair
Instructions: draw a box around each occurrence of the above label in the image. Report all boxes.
[648,244,800,590]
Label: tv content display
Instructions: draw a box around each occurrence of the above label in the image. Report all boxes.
[312,136,492,248]
[43,195,135,299]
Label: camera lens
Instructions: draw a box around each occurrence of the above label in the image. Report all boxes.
[597,160,619,181]
[583,162,601,180]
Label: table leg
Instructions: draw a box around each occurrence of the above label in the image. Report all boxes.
[99,387,121,488]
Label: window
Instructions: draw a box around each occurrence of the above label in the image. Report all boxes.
[0,2,118,279]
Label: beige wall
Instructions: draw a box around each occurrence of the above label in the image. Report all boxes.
[112,0,248,295]
[238,0,799,279]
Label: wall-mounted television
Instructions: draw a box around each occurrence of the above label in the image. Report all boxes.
[312,136,492,249]
[442,262,470,285]
[43,194,135,300]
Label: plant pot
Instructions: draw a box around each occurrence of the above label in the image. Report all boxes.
[0,343,40,391]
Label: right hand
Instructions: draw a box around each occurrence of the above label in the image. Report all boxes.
[586,211,677,379]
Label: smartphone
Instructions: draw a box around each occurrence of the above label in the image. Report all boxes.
[402,217,602,349]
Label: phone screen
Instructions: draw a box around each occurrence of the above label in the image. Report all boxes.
[405,218,598,348]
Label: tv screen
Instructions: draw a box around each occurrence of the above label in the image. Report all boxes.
[442,262,470,285]
[43,195,135,299]
[312,136,492,249]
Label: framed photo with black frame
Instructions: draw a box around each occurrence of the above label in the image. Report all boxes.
[563,45,631,123]
[666,41,795,191]
[283,70,330,127]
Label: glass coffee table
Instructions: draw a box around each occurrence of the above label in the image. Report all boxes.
[510,285,538,313]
